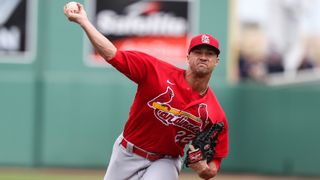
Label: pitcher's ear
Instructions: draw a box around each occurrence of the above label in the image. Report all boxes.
[186,55,190,64]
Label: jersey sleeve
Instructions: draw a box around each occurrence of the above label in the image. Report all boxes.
[107,50,160,84]
[213,158,222,171]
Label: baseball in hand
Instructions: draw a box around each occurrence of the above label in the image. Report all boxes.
[65,1,79,12]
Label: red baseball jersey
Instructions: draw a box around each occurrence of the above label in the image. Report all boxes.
[108,50,228,159]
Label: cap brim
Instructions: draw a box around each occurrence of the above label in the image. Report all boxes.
[189,44,220,55]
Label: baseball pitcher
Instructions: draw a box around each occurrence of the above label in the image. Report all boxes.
[64,2,229,180]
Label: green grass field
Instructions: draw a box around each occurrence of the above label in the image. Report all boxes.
[1,168,319,180]
[0,168,103,180]
[0,174,99,180]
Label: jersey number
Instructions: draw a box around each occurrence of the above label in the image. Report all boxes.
[175,130,195,143]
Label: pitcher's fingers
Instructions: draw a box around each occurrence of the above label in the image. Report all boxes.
[77,2,83,11]
[63,5,67,14]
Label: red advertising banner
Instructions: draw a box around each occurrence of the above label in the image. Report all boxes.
[85,0,191,67]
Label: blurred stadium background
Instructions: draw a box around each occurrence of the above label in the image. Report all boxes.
[0,0,319,179]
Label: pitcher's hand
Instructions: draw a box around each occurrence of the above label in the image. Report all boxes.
[63,2,88,26]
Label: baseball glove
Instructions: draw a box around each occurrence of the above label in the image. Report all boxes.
[184,122,224,167]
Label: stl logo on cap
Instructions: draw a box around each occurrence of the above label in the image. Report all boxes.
[201,34,210,44]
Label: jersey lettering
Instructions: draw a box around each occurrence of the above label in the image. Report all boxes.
[147,86,209,134]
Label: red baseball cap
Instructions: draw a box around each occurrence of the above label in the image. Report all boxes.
[188,34,220,55]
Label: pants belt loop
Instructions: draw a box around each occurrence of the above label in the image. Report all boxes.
[123,137,134,153]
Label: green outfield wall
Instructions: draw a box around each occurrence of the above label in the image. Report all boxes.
[0,0,319,176]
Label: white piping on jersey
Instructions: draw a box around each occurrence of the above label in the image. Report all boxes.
[166,79,175,85]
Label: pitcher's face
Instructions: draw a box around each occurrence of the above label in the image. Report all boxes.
[187,45,219,77]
